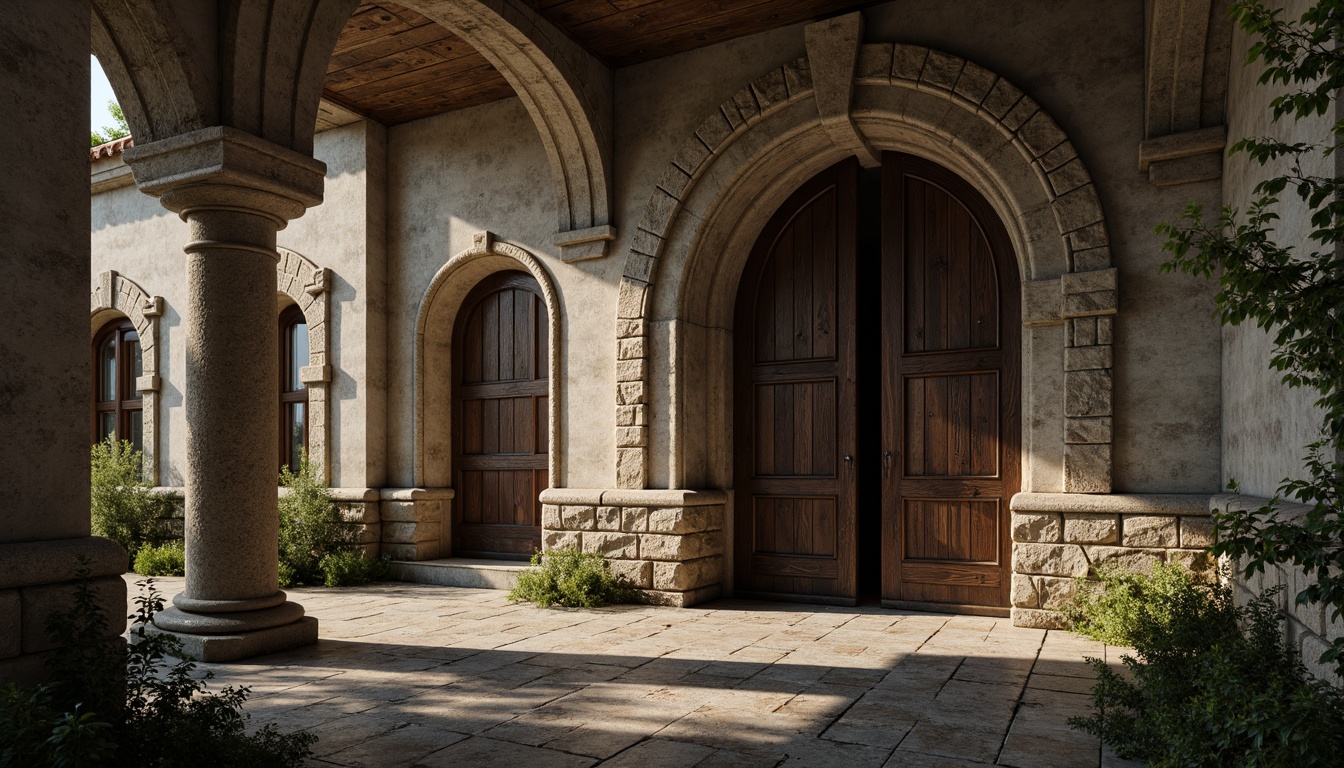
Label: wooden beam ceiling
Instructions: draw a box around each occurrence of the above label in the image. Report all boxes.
[323,1,873,127]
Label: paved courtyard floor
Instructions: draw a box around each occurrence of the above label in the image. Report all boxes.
[125,576,1139,768]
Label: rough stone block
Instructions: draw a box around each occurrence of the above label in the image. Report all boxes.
[616,404,647,427]
[750,67,788,109]
[1065,369,1112,417]
[1063,290,1118,317]
[1179,516,1214,549]
[1066,416,1112,445]
[1052,185,1103,233]
[1034,576,1078,610]
[616,319,645,339]
[648,506,720,535]
[383,521,437,544]
[1064,443,1111,493]
[21,578,126,654]
[653,556,723,591]
[1073,247,1111,273]
[1084,546,1165,574]
[891,44,929,81]
[617,337,645,361]
[1011,512,1061,543]
[695,110,734,152]
[617,279,647,320]
[1012,607,1067,630]
[543,530,581,552]
[560,505,596,531]
[616,448,646,490]
[1012,543,1089,578]
[596,506,622,532]
[0,590,19,658]
[1065,345,1112,371]
[1048,158,1089,196]
[953,60,996,104]
[1018,112,1066,157]
[616,426,647,448]
[1068,222,1109,252]
[640,532,722,562]
[616,359,646,382]
[1011,574,1039,608]
[671,136,711,177]
[621,507,649,533]
[583,532,639,559]
[1168,549,1214,575]
[542,504,562,529]
[1122,516,1178,548]
[1063,267,1117,295]
[731,87,760,122]
[609,559,653,589]
[856,43,893,82]
[380,500,438,523]
[981,77,1023,119]
[782,56,812,96]
[1063,513,1118,545]
[920,50,963,90]
[1002,96,1038,132]
[617,381,645,405]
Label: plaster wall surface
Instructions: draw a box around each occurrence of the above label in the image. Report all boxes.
[91,125,384,489]
[1220,0,1330,497]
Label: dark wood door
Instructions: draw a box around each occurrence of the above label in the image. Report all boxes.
[734,158,858,603]
[453,271,549,560]
[881,153,1019,612]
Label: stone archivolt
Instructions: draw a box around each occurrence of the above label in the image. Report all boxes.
[616,29,1118,497]
[276,248,333,483]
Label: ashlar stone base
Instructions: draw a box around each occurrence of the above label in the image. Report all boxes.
[538,488,726,607]
[150,615,318,663]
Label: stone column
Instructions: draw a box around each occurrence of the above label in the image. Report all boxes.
[124,127,325,661]
[0,0,129,686]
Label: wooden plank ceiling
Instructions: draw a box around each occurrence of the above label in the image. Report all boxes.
[323,0,872,126]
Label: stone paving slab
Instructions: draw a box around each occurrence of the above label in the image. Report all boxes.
[123,576,1139,768]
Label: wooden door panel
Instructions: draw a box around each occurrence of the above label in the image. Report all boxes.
[883,153,1019,612]
[736,158,858,602]
[453,273,548,560]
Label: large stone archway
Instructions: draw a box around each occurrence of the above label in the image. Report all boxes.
[613,24,1119,500]
[276,249,333,483]
[90,271,165,484]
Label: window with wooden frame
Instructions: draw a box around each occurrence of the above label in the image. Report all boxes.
[92,319,144,452]
[279,304,310,474]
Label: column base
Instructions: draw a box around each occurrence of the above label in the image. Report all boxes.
[149,616,318,663]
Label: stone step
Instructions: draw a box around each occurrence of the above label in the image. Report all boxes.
[389,558,527,591]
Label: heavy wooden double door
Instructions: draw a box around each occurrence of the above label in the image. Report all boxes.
[734,154,1020,611]
[453,271,548,560]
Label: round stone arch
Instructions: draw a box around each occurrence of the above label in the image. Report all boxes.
[90,270,165,484]
[276,248,333,482]
[414,232,563,488]
[615,43,1117,496]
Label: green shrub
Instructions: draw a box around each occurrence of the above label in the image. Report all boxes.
[91,435,170,563]
[508,549,637,608]
[277,454,384,588]
[319,550,391,587]
[0,561,315,767]
[1066,562,1344,767]
[132,540,185,577]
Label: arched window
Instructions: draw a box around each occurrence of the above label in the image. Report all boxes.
[92,319,143,451]
[279,304,309,473]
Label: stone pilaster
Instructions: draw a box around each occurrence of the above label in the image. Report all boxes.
[123,127,325,661]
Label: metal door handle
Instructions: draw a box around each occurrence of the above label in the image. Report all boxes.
[843,454,853,482]
[882,450,892,479]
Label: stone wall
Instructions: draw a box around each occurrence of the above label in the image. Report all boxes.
[1215,494,1343,685]
[378,488,453,561]
[538,489,726,607]
[1009,493,1213,628]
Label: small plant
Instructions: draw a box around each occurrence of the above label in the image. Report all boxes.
[132,540,185,577]
[0,561,315,766]
[1065,562,1344,766]
[508,549,637,608]
[277,454,384,587]
[91,435,170,565]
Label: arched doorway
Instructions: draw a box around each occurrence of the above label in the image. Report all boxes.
[452,271,550,559]
[734,153,1020,613]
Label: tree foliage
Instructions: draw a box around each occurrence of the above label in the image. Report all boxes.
[1157,0,1344,675]
[89,101,129,148]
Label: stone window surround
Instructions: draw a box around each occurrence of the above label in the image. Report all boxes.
[409,232,561,559]
[276,247,332,482]
[90,270,164,484]
[612,21,1119,498]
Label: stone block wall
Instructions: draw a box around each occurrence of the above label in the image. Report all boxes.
[1009,493,1214,628]
[378,488,453,561]
[1215,494,1343,685]
[538,489,726,607]
[151,487,382,559]
[0,538,128,685]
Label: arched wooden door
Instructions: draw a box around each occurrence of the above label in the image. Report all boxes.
[881,153,1019,612]
[734,154,1019,612]
[734,159,859,602]
[453,271,549,560]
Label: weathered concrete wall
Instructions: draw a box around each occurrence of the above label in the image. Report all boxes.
[91,123,385,490]
[1220,0,1330,497]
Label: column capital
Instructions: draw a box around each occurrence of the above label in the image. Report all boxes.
[123,126,325,226]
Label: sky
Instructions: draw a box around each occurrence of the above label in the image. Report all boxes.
[90,56,119,133]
